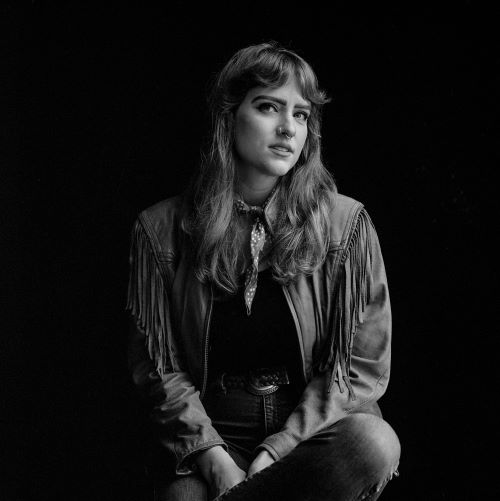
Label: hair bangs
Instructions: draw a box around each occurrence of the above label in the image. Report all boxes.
[236,46,329,111]
[292,59,329,107]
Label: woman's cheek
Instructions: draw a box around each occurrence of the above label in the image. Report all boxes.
[236,115,260,149]
[296,131,308,160]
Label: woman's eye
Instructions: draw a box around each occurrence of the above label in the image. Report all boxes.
[295,111,309,121]
[257,103,278,113]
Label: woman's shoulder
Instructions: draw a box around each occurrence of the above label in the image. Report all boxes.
[139,194,184,226]
[333,192,364,214]
[329,192,366,247]
[134,194,186,254]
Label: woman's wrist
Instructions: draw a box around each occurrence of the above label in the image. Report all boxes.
[194,445,228,480]
[195,445,247,497]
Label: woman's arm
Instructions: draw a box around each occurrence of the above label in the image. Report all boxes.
[256,210,391,460]
[130,321,247,493]
[127,216,227,475]
[128,320,227,474]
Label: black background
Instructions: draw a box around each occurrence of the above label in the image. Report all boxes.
[6,3,498,500]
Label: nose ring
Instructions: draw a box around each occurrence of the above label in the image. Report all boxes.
[278,126,293,139]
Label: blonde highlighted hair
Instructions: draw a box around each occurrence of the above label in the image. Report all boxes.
[182,42,337,293]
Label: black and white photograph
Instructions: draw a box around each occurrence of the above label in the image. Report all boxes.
[5,3,497,500]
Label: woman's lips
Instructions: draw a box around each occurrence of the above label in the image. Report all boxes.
[269,146,293,157]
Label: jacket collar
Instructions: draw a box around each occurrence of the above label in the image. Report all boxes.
[234,179,282,236]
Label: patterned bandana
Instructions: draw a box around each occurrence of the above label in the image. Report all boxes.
[235,187,277,315]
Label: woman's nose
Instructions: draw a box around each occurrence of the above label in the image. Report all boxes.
[277,115,296,139]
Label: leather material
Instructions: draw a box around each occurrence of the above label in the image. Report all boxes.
[209,366,291,395]
[127,190,391,473]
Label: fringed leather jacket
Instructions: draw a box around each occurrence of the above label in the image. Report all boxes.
[126,191,391,475]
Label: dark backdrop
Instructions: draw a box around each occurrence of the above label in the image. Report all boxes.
[7,4,497,500]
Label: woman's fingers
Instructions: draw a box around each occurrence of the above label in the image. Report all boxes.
[247,450,275,477]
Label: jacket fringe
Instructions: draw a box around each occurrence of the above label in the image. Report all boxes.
[321,208,374,400]
[126,219,176,377]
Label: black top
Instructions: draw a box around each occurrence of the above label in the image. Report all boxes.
[208,267,302,381]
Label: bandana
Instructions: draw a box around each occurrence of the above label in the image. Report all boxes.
[235,186,277,315]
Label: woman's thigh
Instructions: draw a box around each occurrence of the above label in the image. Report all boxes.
[215,413,400,501]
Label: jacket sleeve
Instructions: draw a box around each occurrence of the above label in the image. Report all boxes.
[127,217,226,475]
[257,209,391,461]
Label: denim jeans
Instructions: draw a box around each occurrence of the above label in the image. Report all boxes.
[154,380,400,501]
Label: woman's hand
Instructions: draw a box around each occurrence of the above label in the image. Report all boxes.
[195,446,247,498]
[247,450,275,477]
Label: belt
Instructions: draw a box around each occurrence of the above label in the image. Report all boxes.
[211,366,290,396]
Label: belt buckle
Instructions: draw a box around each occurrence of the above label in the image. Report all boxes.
[245,379,279,396]
[245,369,281,396]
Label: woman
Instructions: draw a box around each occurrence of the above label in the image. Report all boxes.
[127,42,400,500]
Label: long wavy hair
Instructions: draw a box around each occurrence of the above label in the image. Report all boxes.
[182,42,337,293]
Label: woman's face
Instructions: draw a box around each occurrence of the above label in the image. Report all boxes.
[233,76,310,182]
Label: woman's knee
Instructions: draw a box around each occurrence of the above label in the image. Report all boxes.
[283,414,400,499]
[339,413,401,472]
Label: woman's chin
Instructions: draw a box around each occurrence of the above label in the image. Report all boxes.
[258,160,295,178]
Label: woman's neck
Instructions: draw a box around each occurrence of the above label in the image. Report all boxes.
[236,171,278,206]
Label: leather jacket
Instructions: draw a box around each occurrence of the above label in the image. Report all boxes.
[127,190,391,475]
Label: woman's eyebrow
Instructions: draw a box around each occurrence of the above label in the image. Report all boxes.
[251,95,311,110]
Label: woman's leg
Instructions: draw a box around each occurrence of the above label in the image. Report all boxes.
[215,413,401,501]
[153,446,251,501]
[154,473,208,501]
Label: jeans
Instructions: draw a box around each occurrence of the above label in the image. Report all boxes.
[154,380,400,501]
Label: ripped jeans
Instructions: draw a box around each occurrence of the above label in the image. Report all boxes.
[154,381,400,501]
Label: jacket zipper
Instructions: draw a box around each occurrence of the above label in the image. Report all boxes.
[282,286,308,384]
[200,284,213,399]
